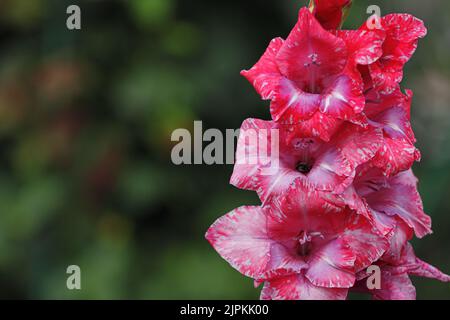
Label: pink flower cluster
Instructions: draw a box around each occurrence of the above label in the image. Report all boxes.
[206,2,449,300]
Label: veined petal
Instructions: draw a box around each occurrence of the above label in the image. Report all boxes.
[205,206,273,279]
[261,274,348,300]
[341,214,389,272]
[241,38,285,100]
[276,8,348,86]
[270,77,321,121]
[372,272,416,300]
[319,74,365,120]
[335,27,385,66]
[305,238,356,288]
[373,136,420,177]
[366,184,432,238]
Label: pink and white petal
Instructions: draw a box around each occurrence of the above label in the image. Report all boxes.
[230,118,296,203]
[369,61,403,95]
[381,219,413,265]
[260,274,348,300]
[371,106,416,143]
[373,136,420,176]
[205,206,272,279]
[276,8,347,85]
[331,123,383,168]
[260,242,308,281]
[382,14,427,47]
[305,238,356,288]
[271,179,344,240]
[338,186,374,224]
[282,113,343,141]
[400,244,450,282]
[369,14,427,93]
[410,258,450,282]
[366,184,432,238]
[372,272,416,300]
[341,214,389,272]
[368,209,397,237]
[254,168,301,205]
[364,86,409,117]
[335,28,385,66]
[319,74,365,119]
[270,77,321,122]
[307,147,353,192]
[241,37,284,100]
[389,168,418,187]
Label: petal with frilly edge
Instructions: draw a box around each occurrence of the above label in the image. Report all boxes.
[369,14,427,94]
[205,206,273,280]
[276,8,347,87]
[205,206,308,281]
[261,274,348,300]
[241,38,284,101]
[319,74,365,120]
[305,238,356,288]
[372,272,416,300]
[335,27,385,66]
[365,184,431,238]
[372,136,420,177]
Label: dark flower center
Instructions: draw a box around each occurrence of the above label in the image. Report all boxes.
[296,162,312,174]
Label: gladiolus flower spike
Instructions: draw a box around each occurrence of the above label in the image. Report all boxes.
[206,1,449,300]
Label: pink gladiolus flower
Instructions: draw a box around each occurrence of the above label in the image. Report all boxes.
[206,181,387,300]
[241,8,381,140]
[230,118,382,203]
[206,3,450,300]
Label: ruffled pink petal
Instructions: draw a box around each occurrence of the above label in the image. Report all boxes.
[269,180,344,240]
[282,113,342,142]
[382,14,427,48]
[276,8,347,86]
[372,272,416,300]
[369,14,427,93]
[389,168,418,187]
[270,77,321,121]
[241,37,284,100]
[319,74,365,120]
[261,274,348,300]
[305,238,356,288]
[335,27,385,66]
[259,242,308,281]
[371,108,416,144]
[230,118,300,203]
[397,244,450,282]
[341,214,389,272]
[206,205,312,282]
[372,136,420,176]
[381,219,413,264]
[205,206,273,279]
[330,123,383,169]
[307,147,353,193]
[365,184,432,238]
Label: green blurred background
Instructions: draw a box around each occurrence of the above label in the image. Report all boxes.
[0,0,448,299]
